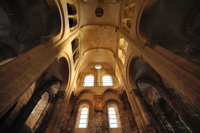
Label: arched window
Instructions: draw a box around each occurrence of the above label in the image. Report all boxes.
[103,75,113,86]
[84,75,94,86]
[25,92,49,130]
[78,107,89,128]
[108,107,118,128]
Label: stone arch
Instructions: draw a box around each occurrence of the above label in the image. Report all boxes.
[76,92,94,108]
[77,73,95,86]
[127,55,198,132]
[106,100,122,130]
[24,92,50,131]
[44,56,70,92]
[103,88,118,96]
[45,0,62,37]
[79,89,96,96]
[128,56,161,90]
[103,92,121,107]
[58,57,70,83]
[139,0,159,38]
[5,78,62,133]
[133,64,197,132]
[121,0,148,43]
[73,100,92,132]
[76,100,92,111]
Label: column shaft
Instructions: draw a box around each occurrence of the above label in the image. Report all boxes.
[115,57,156,132]
[45,91,67,133]
[118,28,200,112]
[0,28,81,118]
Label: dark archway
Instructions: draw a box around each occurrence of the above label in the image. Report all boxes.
[128,56,198,132]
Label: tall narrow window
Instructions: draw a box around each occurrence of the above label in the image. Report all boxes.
[103,75,113,86]
[25,92,49,130]
[108,107,118,128]
[79,107,88,128]
[84,75,94,86]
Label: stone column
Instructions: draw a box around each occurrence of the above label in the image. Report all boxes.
[152,45,200,78]
[0,28,81,118]
[97,69,101,86]
[128,88,157,133]
[45,91,66,133]
[118,28,200,112]
[115,57,157,133]
[154,82,200,133]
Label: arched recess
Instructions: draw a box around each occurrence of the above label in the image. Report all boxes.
[78,89,96,96]
[44,56,70,91]
[21,57,69,132]
[67,3,77,15]
[103,91,121,107]
[128,56,199,132]
[0,55,69,132]
[67,1,78,31]
[71,37,80,65]
[59,91,94,133]
[120,0,148,43]
[75,101,90,128]
[128,56,161,88]
[7,80,62,133]
[137,81,193,132]
[24,92,50,131]
[139,0,159,38]
[76,91,95,106]
[100,70,119,87]
[74,100,93,133]
[58,57,70,85]
[103,89,118,96]
[30,56,69,133]
[106,100,123,133]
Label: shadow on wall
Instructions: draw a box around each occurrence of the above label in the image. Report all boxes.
[140,0,200,65]
[0,0,61,62]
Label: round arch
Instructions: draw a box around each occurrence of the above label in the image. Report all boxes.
[103,88,118,96]
[103,92,121,107]
[57,54,71,92]
[78,89,96,96]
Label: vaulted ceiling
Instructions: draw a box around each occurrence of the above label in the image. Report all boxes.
[78,1,120,72]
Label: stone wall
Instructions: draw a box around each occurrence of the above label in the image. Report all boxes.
[59,91,138,133]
